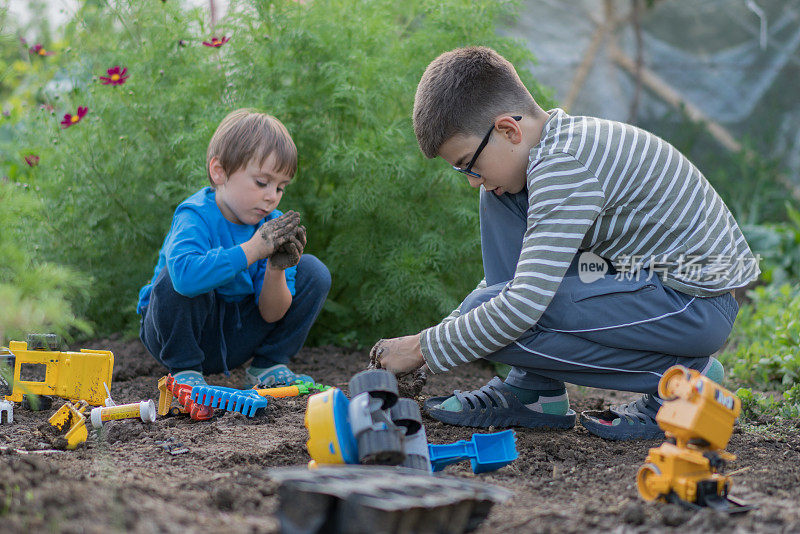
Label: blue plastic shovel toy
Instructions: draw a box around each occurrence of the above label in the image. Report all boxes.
[427,429,518,474]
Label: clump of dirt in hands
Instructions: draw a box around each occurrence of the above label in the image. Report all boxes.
[269,225,306,270]
[259,210,301,255]
[367,338,428,397]
[0,337,798,533]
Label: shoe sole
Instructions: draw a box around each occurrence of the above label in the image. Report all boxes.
[579,410,665,440]
[424,396,576,429]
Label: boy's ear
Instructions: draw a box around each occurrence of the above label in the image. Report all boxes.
[209,157,227,186]
[495,115,523,144]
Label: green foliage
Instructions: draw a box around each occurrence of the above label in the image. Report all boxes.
[741,203,800,285]
[721,284,800,389]
[718,283,800,420]
[1,7,89,345]
[0,183,91,344]
[9,0,553,343]
[736,386,800,421]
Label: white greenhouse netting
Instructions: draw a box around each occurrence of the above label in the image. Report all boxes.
[506,0,800,184]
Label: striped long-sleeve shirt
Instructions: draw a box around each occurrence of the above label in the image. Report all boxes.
[420,108,759,374]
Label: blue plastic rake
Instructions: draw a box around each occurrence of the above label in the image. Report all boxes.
[190,385,269,418]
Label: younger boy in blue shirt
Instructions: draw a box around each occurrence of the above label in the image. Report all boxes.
[138,109,331,387]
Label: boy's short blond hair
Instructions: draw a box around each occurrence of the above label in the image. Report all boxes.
[206,109,297,186]
[413,46,539,159]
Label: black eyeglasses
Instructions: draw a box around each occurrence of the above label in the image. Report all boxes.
[453,115,522,179]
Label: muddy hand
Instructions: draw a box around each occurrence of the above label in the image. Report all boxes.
[258,210,301,256]
[368,339,388,369]
[368,335,424,376]
[369,338,427,396]
[268,226,306,270]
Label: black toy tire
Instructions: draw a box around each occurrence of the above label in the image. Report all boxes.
[357,428,405,465]
[389,398,423,436]
[400,453,431,472]
[348,369,399,410]
[22,394,53,411]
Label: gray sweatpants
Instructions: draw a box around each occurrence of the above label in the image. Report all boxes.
[468,188,739,395]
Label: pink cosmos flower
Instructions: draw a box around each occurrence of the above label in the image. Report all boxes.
[40,103,55,113]
[29,44,55,56]
[61,106,88,129]
[25,155,40,167]
[100,66,129,86]
[202,36,230,48]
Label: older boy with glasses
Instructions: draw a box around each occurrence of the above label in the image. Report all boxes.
[371,47,758,440]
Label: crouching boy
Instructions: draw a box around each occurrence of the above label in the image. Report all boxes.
[372,47,758,440]
[138,109,331,388]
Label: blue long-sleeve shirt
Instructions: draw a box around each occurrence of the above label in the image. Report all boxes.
[137,187,296,314]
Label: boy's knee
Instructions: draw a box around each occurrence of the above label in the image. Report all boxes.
[151,268,182,299]
[460,283,506,313]
[460,292,486,314]
[149,267,215,314]
[695,329,731,357]
[685,300,736,356]
[299,254,331,294]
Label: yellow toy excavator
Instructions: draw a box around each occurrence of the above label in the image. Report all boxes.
[637,365,753,512]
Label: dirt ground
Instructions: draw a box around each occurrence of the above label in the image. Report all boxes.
[1,336,799,533]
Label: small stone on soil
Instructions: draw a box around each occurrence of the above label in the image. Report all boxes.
[212,487,236,511]
[659,504,690,526]
[621,503,645,525]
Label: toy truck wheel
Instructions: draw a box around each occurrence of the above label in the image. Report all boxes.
[22,394,53,411]
[637,463,662,501]
[400,454,431,472]
[357,428,405,465]
[389,398,422,436]
[658,365,690,399]
[348,370,399,410]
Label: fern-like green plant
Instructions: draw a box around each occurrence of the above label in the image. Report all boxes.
[0,184,91,343]
[11,0,553,344]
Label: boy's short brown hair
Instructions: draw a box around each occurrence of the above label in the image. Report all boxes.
[413,46,538,158]
[206,109,297,186]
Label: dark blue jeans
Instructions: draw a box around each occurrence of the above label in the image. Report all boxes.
[139,254,331,375]
[472,188,739,394]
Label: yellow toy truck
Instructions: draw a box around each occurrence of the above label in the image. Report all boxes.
[4,334,113,406]
[637,365,752,512]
